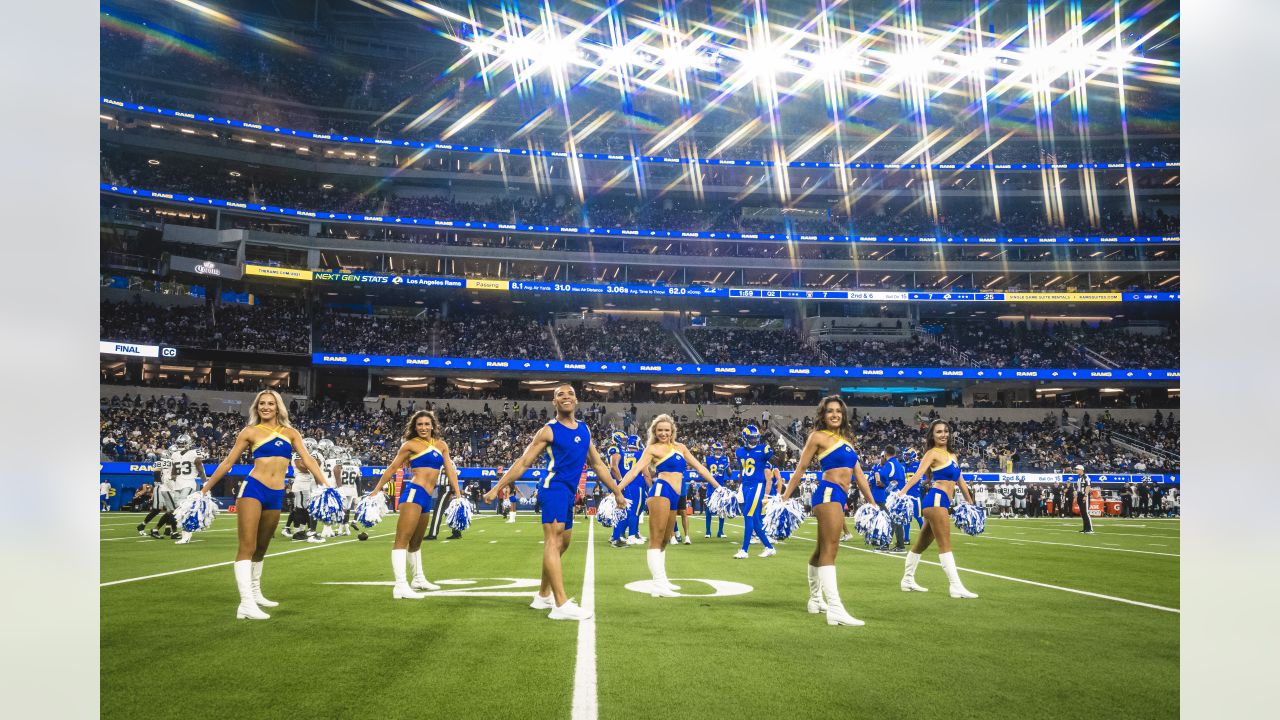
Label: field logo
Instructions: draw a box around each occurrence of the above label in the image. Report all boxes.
[322,578,540,598]
[623,579,753,598]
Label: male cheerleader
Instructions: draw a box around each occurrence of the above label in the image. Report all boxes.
[482,383,626,620]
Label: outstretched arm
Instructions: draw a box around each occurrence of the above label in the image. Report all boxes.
[780,433,820,501]
[438,441,464,499]
[852,462,875,504]
[369,443,413,496]
[682,446,722,490]
[288,429,329,486]
[899,449,939,496]
[586,446,625,503]
[200,429,253,494]
[617,447,656,491]
[484,426,552,503]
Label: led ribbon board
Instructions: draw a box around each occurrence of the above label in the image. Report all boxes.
[102,184,1180,246]
[102,98,1180,173]
[311,353,1178,380]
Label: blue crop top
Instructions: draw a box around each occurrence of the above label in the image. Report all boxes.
[653,446,688,474]
[816,431,859,472]
[929,454,962,482]
[408,441,445,471]
[251,426,293,460]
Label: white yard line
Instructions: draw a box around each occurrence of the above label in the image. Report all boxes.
[571,521,598,720]
[101,529,237,542]
[979,534,1179,557]
[790,535,1179,614]
[100,532,394,586]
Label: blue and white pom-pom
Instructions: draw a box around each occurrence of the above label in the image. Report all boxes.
[519,495,533,506]
[175,492,218,532]
[852,503,880,535]
[862,509,894,548]
[445,498,476,532]
[595,494,629,528]
[308,487,345,524]
[353,494,388,529]
[707,486,741,519]
[953,503,987,536]
[762,497,805,540]
[886,493,916,526]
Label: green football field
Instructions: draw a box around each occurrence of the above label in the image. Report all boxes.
[101,510,1178,719]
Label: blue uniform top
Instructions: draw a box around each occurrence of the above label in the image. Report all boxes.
[620,447,643,491]
[408,441,445,471]
[881,457,906,492]
[707,454,730,479]
[928,453,962,482]
[735,443,773,486]
[251,426,293,460]
[869,462,887,503]
[543,420,592,490]
[652,445,688,474]
[816,431,859,472]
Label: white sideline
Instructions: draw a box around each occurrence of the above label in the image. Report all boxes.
[790,536,1179,614]
[571,521,598,720]
[100,532,394,586]
[979,534,1180,557]
[990,520,1180,538]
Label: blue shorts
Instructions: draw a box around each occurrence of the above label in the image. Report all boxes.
[539,484,574,528]
[398,482,435,512]
[923,487,952,510]
[238,476,284,511]
[648,478,680,508]
[811,481,848,508]
[741,483,768,517]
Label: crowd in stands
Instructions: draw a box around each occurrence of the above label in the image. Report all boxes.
[99,392,1179,475]
[314,311,434,356]
[436,313,552,359]
[818,336,941,367]
[1067,327,1180,369]
[554,319,689,363]
[101,150,1179,238]
[101,299,310,353]
[938,321,1180,369]
[687,327,826,366]
[940,322,1090,368]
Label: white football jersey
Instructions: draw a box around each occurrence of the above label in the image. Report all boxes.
[153,455,176,490]
[168,448,204,491]
[293,451,320,491]
[337,460,361,489]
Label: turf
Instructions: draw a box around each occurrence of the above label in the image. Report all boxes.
[101,512,1178,719]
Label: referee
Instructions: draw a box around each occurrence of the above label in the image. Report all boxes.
[424,481,462,541]
[1074,465,1095,534]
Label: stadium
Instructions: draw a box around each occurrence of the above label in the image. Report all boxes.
[97,0,1180,717]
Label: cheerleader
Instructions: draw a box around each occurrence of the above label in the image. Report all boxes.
[200,389,329,620]
[482,383,625,620]
[896,420,979,599]
[779,396,875,626]
[617,415,723,597]
[367,411,463,599]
